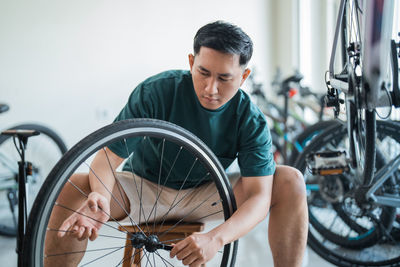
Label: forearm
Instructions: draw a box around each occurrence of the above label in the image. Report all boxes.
[209,193,270,246]
[89,148,124,202]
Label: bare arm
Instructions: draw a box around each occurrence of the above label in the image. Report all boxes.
[89,147,125,202]
[171,175,273,266]
[211,175,272,244]
[58,147,124,240]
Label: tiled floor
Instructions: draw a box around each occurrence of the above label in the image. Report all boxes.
[0,218,335,266]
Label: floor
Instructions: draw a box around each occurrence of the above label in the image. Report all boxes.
[0,217,335,266]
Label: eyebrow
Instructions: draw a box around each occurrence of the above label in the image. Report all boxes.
[198,66,233,78]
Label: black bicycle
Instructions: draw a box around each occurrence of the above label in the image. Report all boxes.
[295,0,400,265]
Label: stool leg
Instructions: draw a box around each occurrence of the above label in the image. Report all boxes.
[122,235,133,267]
[133,248,143,267]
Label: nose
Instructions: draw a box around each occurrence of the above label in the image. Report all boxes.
[204,77,218,95]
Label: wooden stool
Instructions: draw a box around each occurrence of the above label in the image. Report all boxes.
[119,222,205,267]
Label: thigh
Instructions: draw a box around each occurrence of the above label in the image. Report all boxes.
[117,171,226,224]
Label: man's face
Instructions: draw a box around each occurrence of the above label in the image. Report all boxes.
[189,47,250,110]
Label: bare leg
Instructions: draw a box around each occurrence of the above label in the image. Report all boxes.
[268,165,308,267]
[44,173,130,267]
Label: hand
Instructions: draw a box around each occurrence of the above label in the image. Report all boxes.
[58,192,110,241]
[170,232,222,267]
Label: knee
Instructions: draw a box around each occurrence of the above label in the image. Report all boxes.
[273,166,306,202]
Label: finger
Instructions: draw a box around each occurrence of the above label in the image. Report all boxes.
[189,259,203,267]
[96,195,108,212]
[88,198,98,213]
[81,226,92,240]
[176,246,194,261]
[170,240,188,258]
[77,226,86,240]
[89,228,98,241]
[58,221,71,238]
[182,252,198,266]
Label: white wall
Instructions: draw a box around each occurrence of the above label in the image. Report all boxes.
[0,0,272,147]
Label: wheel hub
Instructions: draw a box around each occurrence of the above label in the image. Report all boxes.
[130,233,165,253]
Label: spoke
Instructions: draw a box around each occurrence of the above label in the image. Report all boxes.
[156,172,210,233]
[154,138,166,231]
[65,178,139,235]
[123,140,148,233]
[80,246,124,267]
[143,251,153,267]
[157,210,223,242]
[185,209,223,222]
[83,162,145,235]
[155,251,175,267]
[45,245,125,258]
[115,246,143,267]
[47,228,127,240]
[103,146,135,228]
[158,190,219,238]
[54,202,128,234]
[327,213,339,233]
[141,136,150,230]
[145,146,182,231]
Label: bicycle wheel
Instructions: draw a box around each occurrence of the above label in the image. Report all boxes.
[0,123,67,236]
[341,0,377,186]
[288,119,341,166]
[294,120,400,266]
[23,119,237,267]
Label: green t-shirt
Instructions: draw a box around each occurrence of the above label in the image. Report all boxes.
[108,70,275,189]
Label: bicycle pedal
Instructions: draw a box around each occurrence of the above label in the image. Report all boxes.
[307,151,350,176]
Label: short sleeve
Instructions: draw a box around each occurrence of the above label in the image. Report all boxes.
[107,83,155,158]
[237,107,276,177]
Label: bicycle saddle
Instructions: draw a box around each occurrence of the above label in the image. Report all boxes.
[0,104,10,114]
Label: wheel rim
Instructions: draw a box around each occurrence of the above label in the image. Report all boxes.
[26,119,237,267]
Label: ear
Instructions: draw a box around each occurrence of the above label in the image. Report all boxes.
[188,54,195,73]
[240,68,251,86]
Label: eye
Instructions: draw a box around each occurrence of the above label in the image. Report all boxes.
[199,71,209,77]
[219,77,229,82]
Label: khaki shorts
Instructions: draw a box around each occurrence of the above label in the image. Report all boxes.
[117,171,240,225]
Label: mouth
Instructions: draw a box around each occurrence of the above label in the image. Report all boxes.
[203,96,219,103]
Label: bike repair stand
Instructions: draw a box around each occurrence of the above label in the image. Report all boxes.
[1,129,39,267]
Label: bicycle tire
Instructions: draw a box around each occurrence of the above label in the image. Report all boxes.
[294,120,400,266]
[341,0,377,187]
[288,119,342,166]
[23,118,237,267]
[0,123,67,236]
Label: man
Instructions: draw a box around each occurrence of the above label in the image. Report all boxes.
[46,21,308,267]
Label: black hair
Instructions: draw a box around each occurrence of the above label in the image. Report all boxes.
[193,21,253,67]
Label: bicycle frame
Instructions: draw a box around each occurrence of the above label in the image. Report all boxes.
[366,152,400,207]
[329,0,398,109]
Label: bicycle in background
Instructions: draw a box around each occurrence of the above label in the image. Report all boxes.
[296,0,400,265]
[248,69,335,166]
[0,103,67,237]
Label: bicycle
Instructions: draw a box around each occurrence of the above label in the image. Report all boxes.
[0,103,67,237]
[22,119,237,266]
[248,70,335,166]
[294,0,400,265]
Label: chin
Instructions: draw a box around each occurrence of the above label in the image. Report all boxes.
[201,102,221,110]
